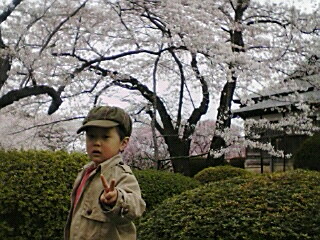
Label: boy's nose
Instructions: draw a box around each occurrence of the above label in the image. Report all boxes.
[93,138,102,145]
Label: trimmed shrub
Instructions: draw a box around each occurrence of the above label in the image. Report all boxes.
[293,133,320,171]
[138,169,320,240]
[0,150,88,240]
[133,169,200,211]
[0,151,198,239]
[194,165,254,184]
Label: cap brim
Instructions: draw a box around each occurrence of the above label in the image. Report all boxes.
[77,120,119,134]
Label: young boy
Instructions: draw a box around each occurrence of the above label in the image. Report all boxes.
[64,106,146,240]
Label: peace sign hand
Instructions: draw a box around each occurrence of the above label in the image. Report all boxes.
[100,174,118,206]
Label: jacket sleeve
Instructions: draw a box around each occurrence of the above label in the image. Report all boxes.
[100,164,146,224]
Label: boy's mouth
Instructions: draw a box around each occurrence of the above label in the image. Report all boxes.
[92,150,101,155]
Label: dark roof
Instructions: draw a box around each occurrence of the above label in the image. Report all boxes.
[232,89,320,118]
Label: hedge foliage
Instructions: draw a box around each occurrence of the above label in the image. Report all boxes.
[0,150,88,240]
[0,150,200,239]
[133,169,200,211]
[138,169,320,240]
[194,165,255,184]
[293,133,320,171]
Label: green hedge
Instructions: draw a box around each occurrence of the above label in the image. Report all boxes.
[138,169,320,240]
[293,133,320,171]
[0,150,88,240]
[0,150,200,239]
[134,169,200,211]
[194,165,254,184]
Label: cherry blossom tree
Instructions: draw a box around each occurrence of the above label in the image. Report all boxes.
[0,0,210,173]
[123,125,170,170]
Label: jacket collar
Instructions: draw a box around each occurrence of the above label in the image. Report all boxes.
[98,153,122,172]
[82,154,122,176]
[82,154,122,173]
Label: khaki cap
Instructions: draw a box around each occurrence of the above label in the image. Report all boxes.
[77,106,132,136]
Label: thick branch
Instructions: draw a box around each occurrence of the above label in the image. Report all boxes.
[300,28,320,34]
[230,0,247,53]
[0,85,64,114]
[93,66,175,134]
[114,77,175,133]
[141,11,171,37]
[152,50,161,164]
[54,46,188,74]
[0,30,11,90]
[184,53,209,139]
[0,0,23,24]
[169,49,185,129]
[246,19,289,28]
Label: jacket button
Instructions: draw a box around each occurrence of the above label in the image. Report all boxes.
[123,208,129,214]
[86,209,92,215]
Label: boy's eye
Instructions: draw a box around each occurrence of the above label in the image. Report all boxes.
[103,135,110,139]
[86,133,97,138]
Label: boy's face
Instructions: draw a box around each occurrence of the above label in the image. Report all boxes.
[85,126,129,165]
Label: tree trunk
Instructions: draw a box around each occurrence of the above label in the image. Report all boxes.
[207,77,236,166]
[166,136,192,176]
[0,30,11,90]
[207,0,247,166]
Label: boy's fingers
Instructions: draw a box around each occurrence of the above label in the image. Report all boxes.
[100,174,109,191]
[105,191,115,200]
[100,178,118,206]
[109,179,116,192]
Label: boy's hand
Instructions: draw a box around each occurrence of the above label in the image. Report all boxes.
[100,175,118,206]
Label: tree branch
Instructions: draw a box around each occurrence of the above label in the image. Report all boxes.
[92,65,176,135]
[169,49,185,129]
[246,19,289,29]
[113,76,175,133]
[141,10,171,37]
[0,0,23,24]
[0,85,64,114]
[184,53,209,139]
[39,0,89,54]
[52,46,187,78]
[0,30,11,90]
[9,116,83,135]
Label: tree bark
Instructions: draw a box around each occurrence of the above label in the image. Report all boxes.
[207,0,248,166]
[0,0,23,24]
[0,30,11,90]
[207,71,236,166]
[0,85,64,114]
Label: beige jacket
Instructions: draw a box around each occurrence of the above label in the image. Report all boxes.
[64,154,146,240]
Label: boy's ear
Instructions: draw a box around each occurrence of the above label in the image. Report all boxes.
[120,137,130,151]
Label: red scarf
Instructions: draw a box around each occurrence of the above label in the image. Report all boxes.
[74,166,96,209]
